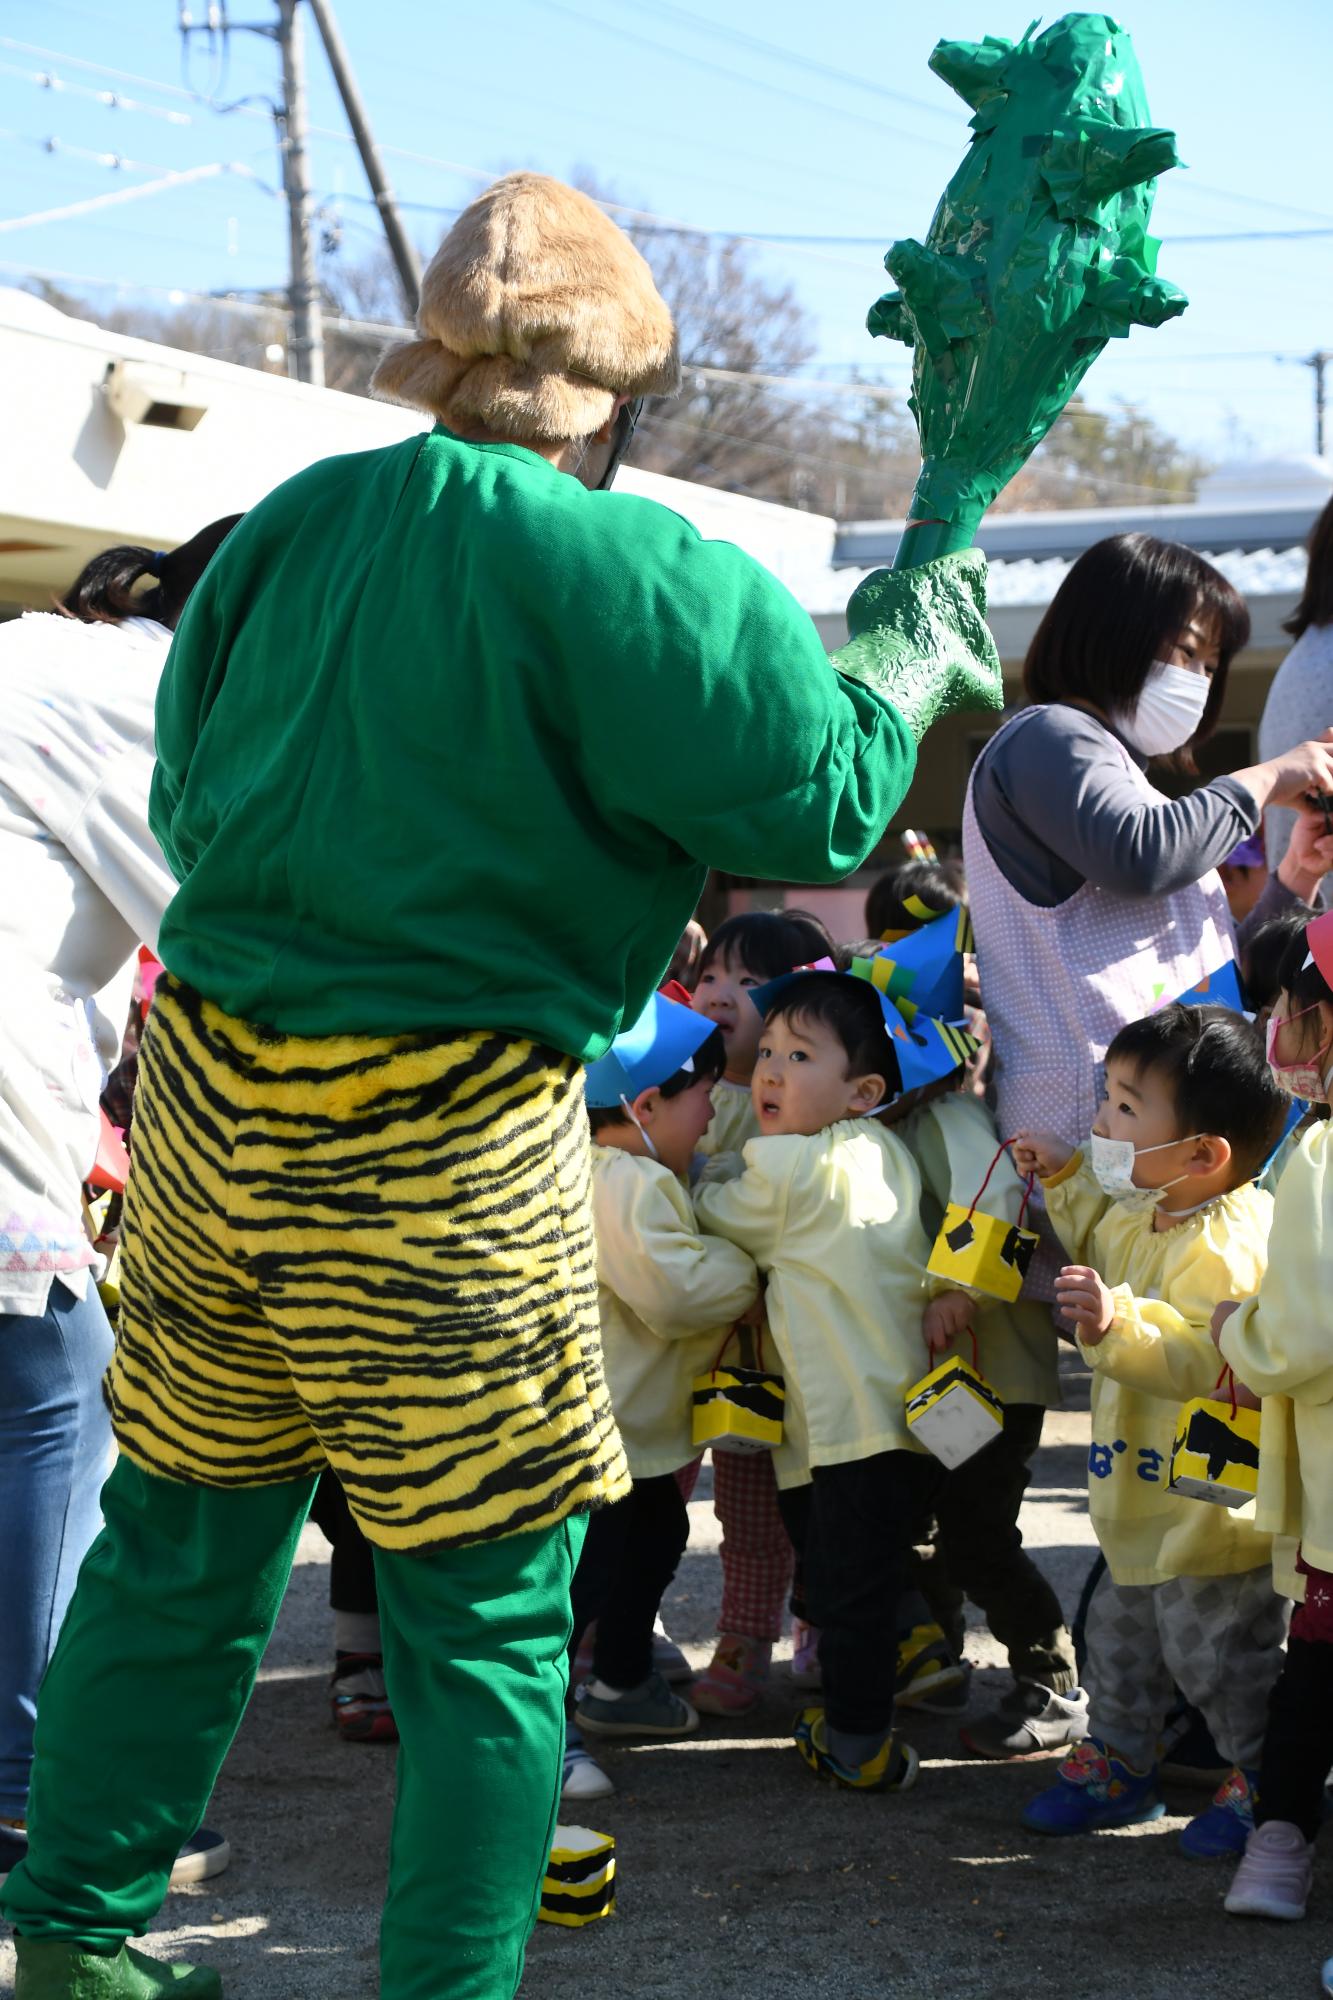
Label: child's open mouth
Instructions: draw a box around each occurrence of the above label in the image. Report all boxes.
[758,1098,781,1120]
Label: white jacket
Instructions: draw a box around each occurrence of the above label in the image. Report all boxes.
[0,612,175,1316]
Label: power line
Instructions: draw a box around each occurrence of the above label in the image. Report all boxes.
[0,55,194,125]
[0,159,258,236]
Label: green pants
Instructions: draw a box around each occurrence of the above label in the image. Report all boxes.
[2,1457,585,2000]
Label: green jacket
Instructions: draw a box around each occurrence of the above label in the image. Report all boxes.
[151,427,985,1057]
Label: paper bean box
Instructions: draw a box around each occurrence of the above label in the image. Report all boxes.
[905,1357,1004,1469]
[1169,1397,1261,1508]
[926,1204,1039,1303]
[539,1825,616,1927]
[692,1363,784,1454]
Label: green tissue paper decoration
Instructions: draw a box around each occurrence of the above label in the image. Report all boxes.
[872,12,1188,569]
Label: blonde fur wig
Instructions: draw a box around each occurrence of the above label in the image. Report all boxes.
[371,172,680,443]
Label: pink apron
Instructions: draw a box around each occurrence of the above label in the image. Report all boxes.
[962,705,1236,1298]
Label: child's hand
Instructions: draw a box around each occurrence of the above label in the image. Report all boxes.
[736,1284,767,1331]
[923,1290,973,1356]
[1009,1130,1074,1180]
[1230,1376,1262,1412]
[1055,1265,1115,1342]
[1210,1299,1240,1348]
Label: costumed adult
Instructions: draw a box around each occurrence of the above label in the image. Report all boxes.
[3,173,1002,2000]
[0,521,238,1892]
[1258,492,1333,881]
[959,530,1333,1762]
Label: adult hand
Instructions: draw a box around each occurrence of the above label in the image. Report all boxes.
[1278,810,1333,903]
[1235,731,1333,811]
[1010,1129,1074,1180]
[1054,1264,1114,1341]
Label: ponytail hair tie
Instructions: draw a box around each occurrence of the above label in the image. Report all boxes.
[147,551,166,575]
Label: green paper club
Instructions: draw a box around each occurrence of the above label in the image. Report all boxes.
[871,11,1188,570]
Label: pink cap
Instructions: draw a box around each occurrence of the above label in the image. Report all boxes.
[1305,909,1333,986]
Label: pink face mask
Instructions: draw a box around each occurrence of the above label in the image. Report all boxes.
[1266,1004,1333,1102]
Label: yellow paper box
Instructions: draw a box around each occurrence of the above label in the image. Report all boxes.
[905,1357,1004,1469]
[539,1824,616,1927]
[692,1364,784,1454]
[1169,1396,1261,1508]
[926,1203,1039,1303]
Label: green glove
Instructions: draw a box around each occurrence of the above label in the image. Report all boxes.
[871,14,1187,569]
[832,549,1003,742]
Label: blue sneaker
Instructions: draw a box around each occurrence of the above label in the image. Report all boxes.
[1180,1767,1257,1858]
[575,1669,698,1739]
[1022,1737,1164,1835]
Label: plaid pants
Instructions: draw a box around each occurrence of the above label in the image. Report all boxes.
[675,1449,793,1642]
[1085,1564,1287,1772]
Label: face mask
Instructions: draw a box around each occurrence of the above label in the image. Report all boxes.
[1265,1006,1332,1102]
[1114,661,1210,758]
[619,1093,658,1160]
[1088,1131,1202,1212]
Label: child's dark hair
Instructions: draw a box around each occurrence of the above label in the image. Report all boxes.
[1105,1002,1286,1182]
[1275,922,1333,1015]
[864,857,965,940]
[697,909,833,983]
[1243,910,1317,1015]
[60,515,241,631]
[762,974,900,1095]
[588,1024,726,1133]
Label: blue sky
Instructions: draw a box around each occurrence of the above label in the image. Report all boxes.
[2,0,1330,475]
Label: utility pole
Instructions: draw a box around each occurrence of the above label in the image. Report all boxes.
[276,0,324,386]
[1306,350,1330,459]
[305,0,421,318]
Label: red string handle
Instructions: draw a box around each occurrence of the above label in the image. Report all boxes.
[923,1323,980,1372]
[708,1318,766,1378]
[969,1139,1036,1230]
[1212,1362,1239,1423]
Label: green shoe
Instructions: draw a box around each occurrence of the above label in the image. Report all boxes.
[14,1939,222,1999]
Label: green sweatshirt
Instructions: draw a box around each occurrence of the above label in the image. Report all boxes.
[151,427,967,1055]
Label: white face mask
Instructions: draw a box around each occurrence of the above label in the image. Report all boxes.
[1115,660,1210,758]
[1088,1130,1203,1212]
[620,1094,658,1160]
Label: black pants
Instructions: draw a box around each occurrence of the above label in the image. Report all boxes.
[569,1474,690,1691]
[906,1403,1076,1689]
[778,1449,943,1736]
[308,1468,379,1617]
[1256,1636,1333,1841]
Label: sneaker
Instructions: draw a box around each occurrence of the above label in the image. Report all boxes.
[1224,1819,1314,1920]
[793,1706,919,1793]
[575,1669,699,1740]
[652,1613,694,1686]
[330,1652,398,1744]
[169,1826,231,1887]
[1321,1954,1333,1995]
[693,1635,771,1716]
[790,1620,822,1690]
[961,1679,1089,1760]
[0,1818,26,1885]
[911,1658,973,1717]
[1180,1767,1258,1860]
[562,1741,615,1802]
[1021,1737,1164,1835]
[894,1621,967,1710]
[14,1938,222,1997]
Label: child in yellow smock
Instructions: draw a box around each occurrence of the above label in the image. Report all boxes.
[687,909,832,1714]
[565,994,758,1798]
[1013,1001,1286,1855]
[1220,907,1333,1924]
[887,1076,1082,1756]
[695,966,936,1794]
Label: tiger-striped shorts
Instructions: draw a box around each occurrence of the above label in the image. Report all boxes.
[104,979,629,1552]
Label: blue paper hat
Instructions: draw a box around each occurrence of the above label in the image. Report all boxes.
[1174,961,1248,1014]
[584,992,718,1109]
[850,907,969,1025]
[750,963,978,1099]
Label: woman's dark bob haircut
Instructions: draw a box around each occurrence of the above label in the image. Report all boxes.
[1022,532,1251,772]
[1284,493,1333,640]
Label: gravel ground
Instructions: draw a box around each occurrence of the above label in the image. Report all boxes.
[4,1359,1329,1999]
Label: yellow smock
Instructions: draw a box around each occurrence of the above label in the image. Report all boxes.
[694,1118,930,1488]
[1220,1121,1333,1574]
[695,1075,760,1163]
[1045,1153,1273,1587]
[898,1090,1060,1407]
[591,1145,758,1480]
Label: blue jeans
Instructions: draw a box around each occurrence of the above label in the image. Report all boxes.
[0,1280,114,1817]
